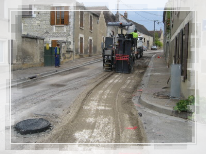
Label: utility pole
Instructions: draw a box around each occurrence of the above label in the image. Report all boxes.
[115,0,120,22]
[153,20,159,46]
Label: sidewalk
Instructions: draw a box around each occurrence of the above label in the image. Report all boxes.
[11,55,102,86]
[134,50,191,119]
[133,52,206,149]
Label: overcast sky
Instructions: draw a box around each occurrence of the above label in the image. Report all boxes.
[77,0,168,31]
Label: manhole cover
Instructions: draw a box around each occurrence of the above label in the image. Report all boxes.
[15,118,51,135]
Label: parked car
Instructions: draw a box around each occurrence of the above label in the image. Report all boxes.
[151,46,157,50]
[143,46,147,51]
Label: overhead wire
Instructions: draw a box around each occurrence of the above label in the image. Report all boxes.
[119,0,162,16]
[119,0,162,23]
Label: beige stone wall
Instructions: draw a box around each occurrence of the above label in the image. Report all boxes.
[12,37,44,70]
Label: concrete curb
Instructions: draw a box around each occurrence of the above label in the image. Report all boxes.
[139,96,192,119]
[137,53,192,119]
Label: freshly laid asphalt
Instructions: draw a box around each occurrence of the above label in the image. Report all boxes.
[11,51,195,143]
[0,55,102,89]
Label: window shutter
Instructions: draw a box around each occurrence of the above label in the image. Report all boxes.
[80,11,83,27]
[183,23,189,82]
[174,37,177,64]
[180,29,184,75]
[90,15,92,31]
[64,6,69,25]
[50,7,55,25]
[89,39,92,54]
[80,37,83,54]
[177,33,179,63]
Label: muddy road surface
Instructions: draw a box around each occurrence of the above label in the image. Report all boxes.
[10,54,152,146]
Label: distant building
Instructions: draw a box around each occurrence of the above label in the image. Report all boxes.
[86,6,119,45]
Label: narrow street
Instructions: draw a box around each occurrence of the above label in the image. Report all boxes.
[11,53,151,144]
[0,51,204,154]
[1,1,204,153]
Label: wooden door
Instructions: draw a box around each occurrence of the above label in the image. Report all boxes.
[89,39,92,55]
[80,37,83,54]
[51,40,57,47]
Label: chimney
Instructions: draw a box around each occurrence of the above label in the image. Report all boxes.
[124,11,128,18]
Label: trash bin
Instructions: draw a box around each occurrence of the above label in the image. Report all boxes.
[44,47,55,66]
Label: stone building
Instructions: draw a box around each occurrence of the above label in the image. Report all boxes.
[163,3,195,98]
[22,0,101,62]
[0,0,22,72]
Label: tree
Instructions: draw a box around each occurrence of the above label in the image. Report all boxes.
[154,32,163,48]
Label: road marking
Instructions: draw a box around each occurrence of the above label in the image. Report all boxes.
[126,126,138,130]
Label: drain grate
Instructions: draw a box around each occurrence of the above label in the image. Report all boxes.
[15,118,51,135]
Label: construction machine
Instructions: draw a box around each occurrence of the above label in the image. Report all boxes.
[102,22,136,73]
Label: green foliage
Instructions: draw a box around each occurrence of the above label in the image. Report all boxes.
[196,95,206,123]
[174,95,206,123]
[154,32,162,47]
[156,41,163,47]
[166,11,170,33]
[173,95,195,112]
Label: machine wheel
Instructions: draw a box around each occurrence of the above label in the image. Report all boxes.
[140,48,143,58]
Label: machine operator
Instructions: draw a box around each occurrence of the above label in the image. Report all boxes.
[131,29,138,48]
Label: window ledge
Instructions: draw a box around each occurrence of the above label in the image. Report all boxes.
[55,25,65,27]
[0,17,10,22]
[90,30,93,33]
[80,27,84,30]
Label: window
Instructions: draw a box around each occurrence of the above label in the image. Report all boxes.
[0,41,4,63]
[0,0,4,18]
[22,5,34,17]
[50,6,69,25]
[56,7,64,25]
[80,11,84,28]
[90,15,92,31]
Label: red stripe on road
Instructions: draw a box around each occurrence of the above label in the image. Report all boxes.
[126,126,138,129]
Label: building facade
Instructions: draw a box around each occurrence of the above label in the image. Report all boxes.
[163,3,195,98]
[86,6,118,46]
[13,0,108,70]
